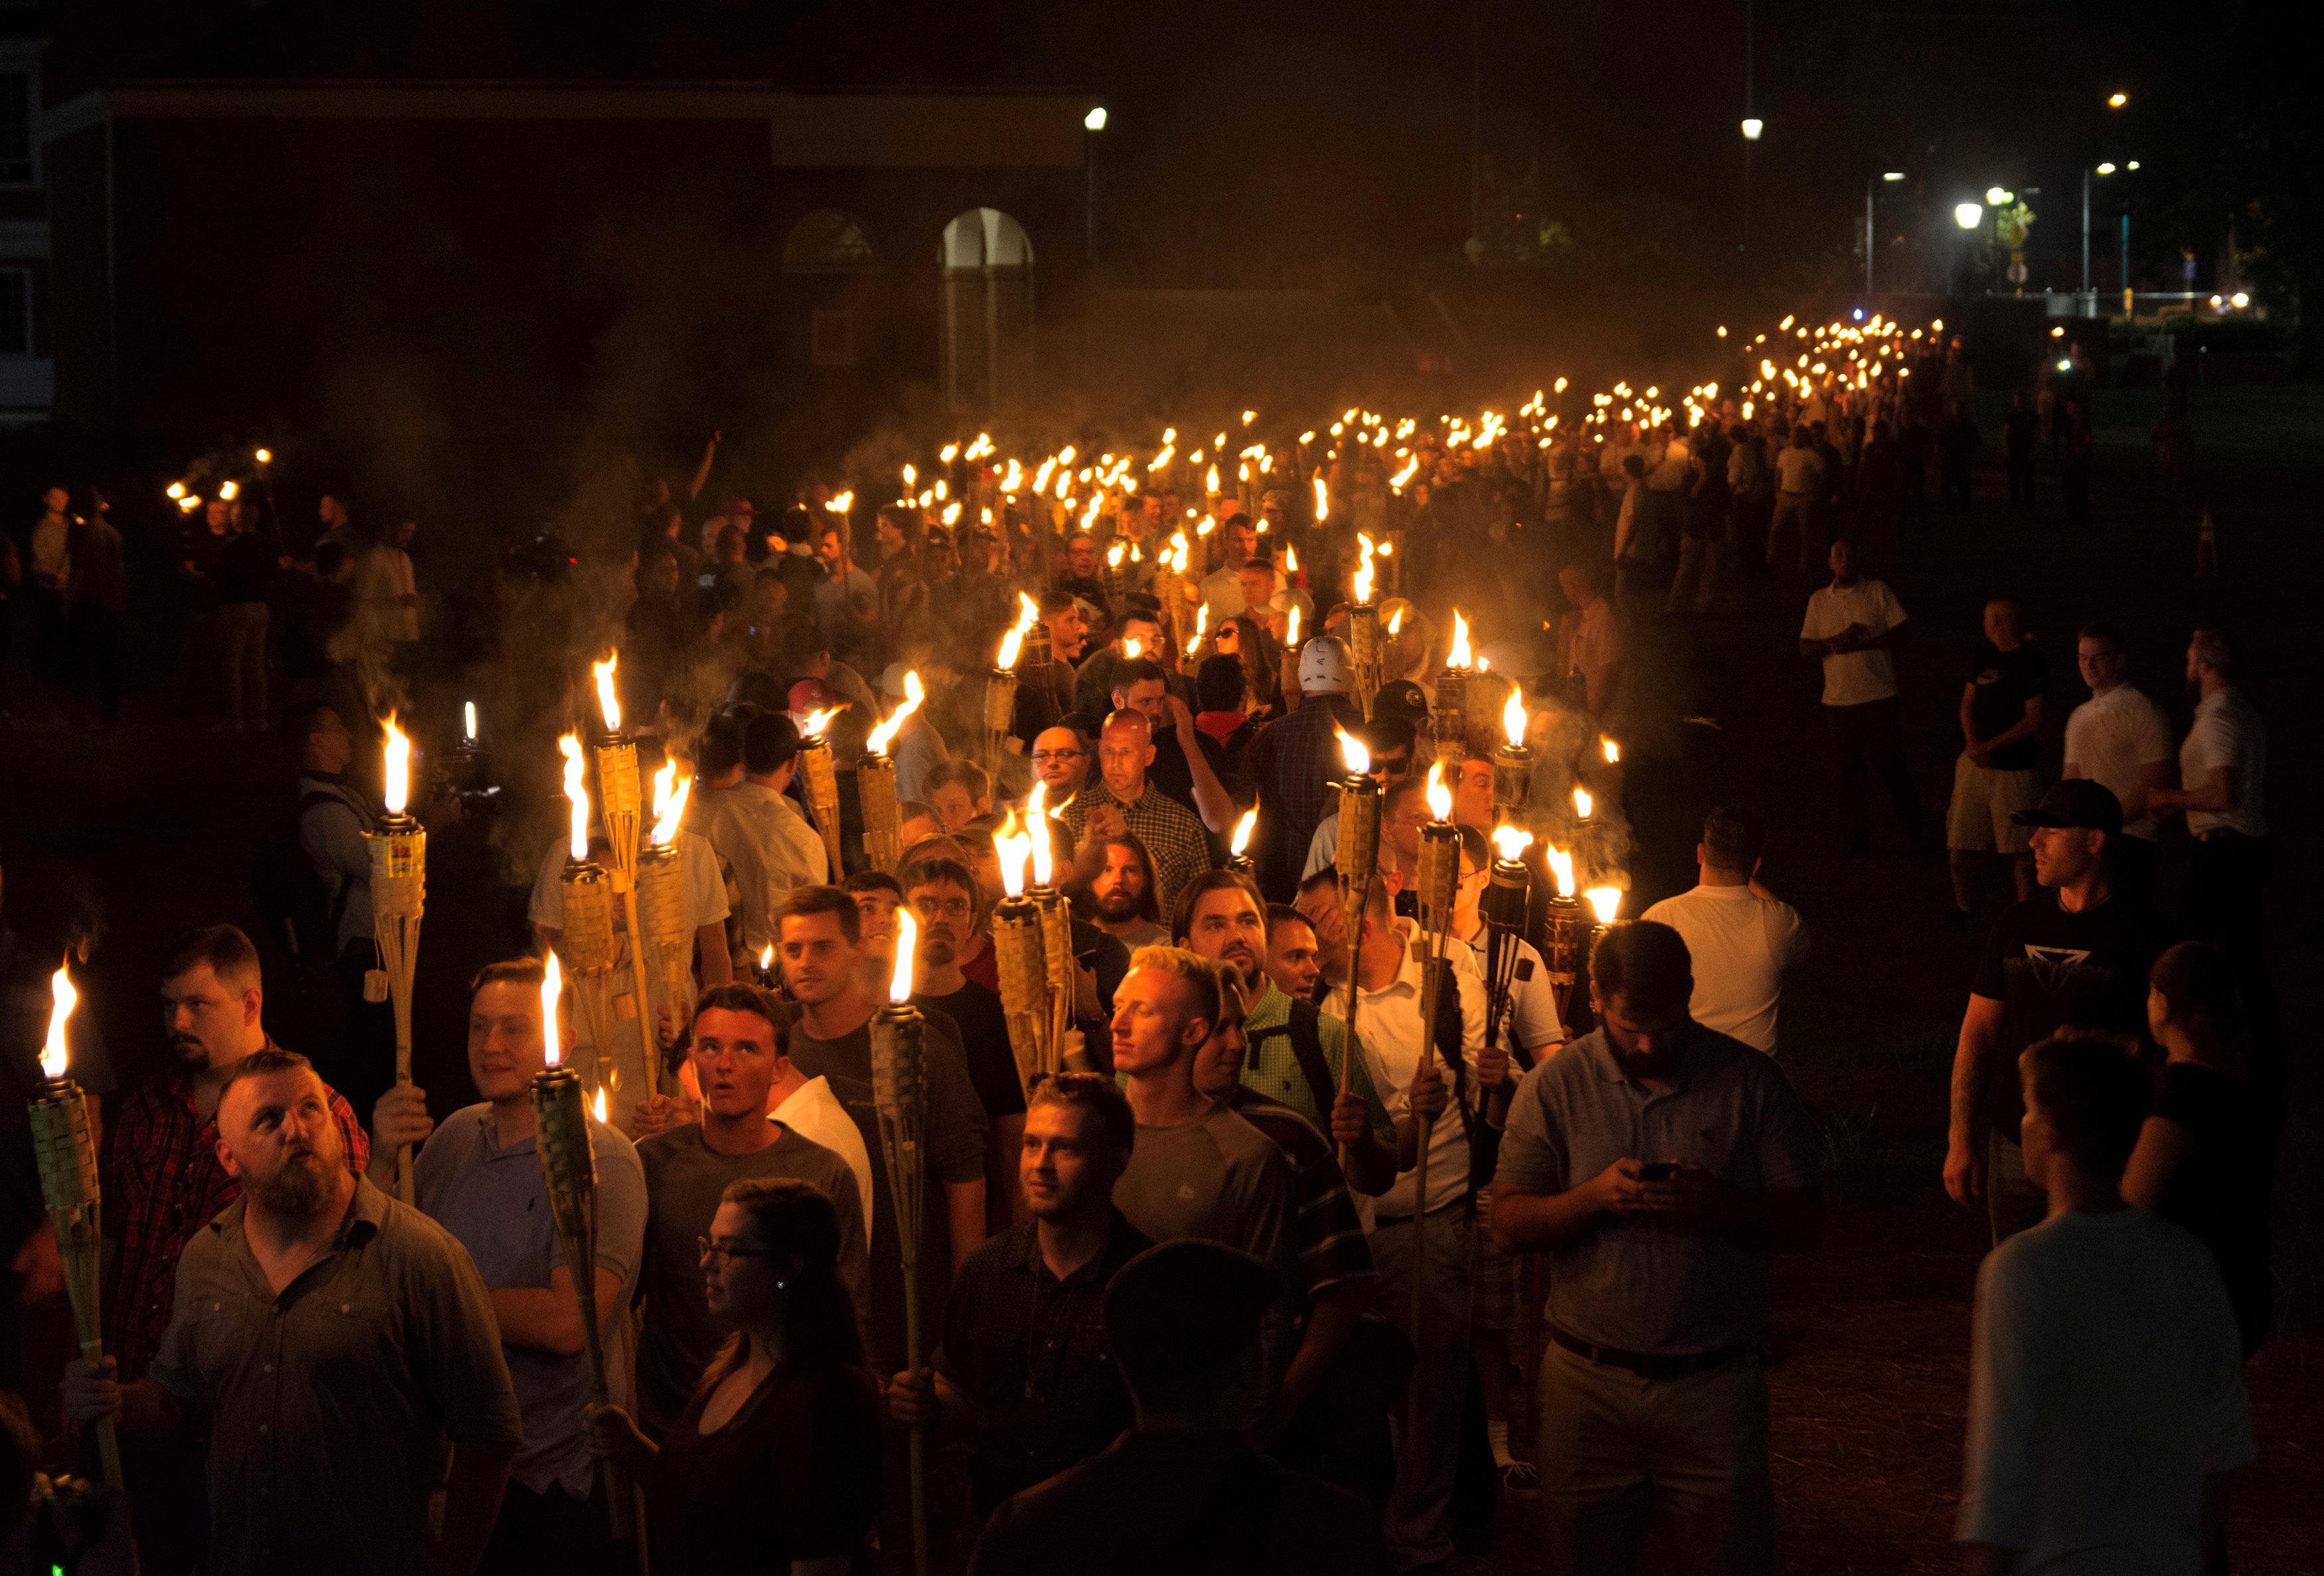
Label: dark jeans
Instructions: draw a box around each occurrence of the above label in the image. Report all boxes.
[1823,697,1928,854]
[479,1480,627,1576]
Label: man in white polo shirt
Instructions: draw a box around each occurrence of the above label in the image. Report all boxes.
[1799,538,1930,856]
[2151,625,2269,969]
[1643,807,1809,1054]
[2062,621,2174,902]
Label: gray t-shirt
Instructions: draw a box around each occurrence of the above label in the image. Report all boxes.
[416,1104,647,1496]
[633,1122,868,1433]
[1113,1102,1294,1271]
[151,1180,522,1576]
[1494,1024,1818,1356]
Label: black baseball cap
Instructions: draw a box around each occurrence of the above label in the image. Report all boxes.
[2011,779,2123,836]
[1104,1240,1278,1391]
[1371,679,1430,731]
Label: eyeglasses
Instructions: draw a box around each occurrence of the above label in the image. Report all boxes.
[910,896,973,919]
[698,1237,780,1265]
[1033,749,1086,763]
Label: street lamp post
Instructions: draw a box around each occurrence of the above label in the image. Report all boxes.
[1866,171,1904,295]
[1083,106,1107,263]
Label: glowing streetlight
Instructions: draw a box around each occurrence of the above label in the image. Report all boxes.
[1955,202,1985,230]
[1084,106,1108,132]
[1985,186,2013,206]
[2108,91,2128,108]
[1740,116,1764,141]
[1882,171,1906,182]
[2096,161,2116,175]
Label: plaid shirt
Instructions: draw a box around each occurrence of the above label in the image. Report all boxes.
[1221,1087,1377,1300]
[101,1058,370,1380]
[1060,779,1214,917]
[1240,981,1396,1150]
[1240,695,1365,894]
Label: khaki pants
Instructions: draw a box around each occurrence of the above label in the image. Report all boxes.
[1538,1344,1773,1576]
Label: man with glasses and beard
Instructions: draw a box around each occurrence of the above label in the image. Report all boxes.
[64,1050,522,1576]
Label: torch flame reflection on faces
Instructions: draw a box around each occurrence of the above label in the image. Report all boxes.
[1585,887,1623,924]
[1492,825,1534,862]
[559,734,589,860]
[1547,846,1576,898]
[1232,804,1257,856]
[382,714,411,815]
[41,963,76,1080]
[888,909,918,1005]
[592,652,622,734]
[540,951,564,1069]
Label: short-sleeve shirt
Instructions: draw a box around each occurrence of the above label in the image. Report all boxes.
[1493,1025,1819,1356]
[1640,884,1810,1055]
[2179,686,2268,838]
[1801,580,1906,706]
[149,1180,523,1576]
[1238,982,1396,1150]
[1966,640,2047,771]
[416,1105,647,1495]
[918,982,1029,1123]
[1462,931,1568,1058]
[1775,444,1826,495]
[1970,892,2163,1143]
[2064,686,2174,842]
[529,828,728,939]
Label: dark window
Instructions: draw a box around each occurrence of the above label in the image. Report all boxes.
[0,73,30,185]
[0,268,30,355]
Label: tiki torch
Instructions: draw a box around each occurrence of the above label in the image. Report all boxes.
[590,654,658,1091]
[1492,685,1534,825]
[1154,530,1192,656]
[1025,782,1074,1077]
[985,603,1035,778]
[369,715,426,1205]
[1331,726,1382,1174]
[1541,845,1584,1020]
[1434,610,1474,763]
[635,761,695,1088]
[1407,763,1462,1339]
[1279,604,1304,714]
[988,817,1050,1093]
[795,705,846,878]
[1226,804,1259,876]
[1347,535,1382,718]
[1482,826,1535,1047]
[858,670,925,873]
[30,965,124,1494]
[871,911,932,1576]
[1467,664,1515,759]
[558,734,622,1097]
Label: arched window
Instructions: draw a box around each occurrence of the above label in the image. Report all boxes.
[939,208,1035,412]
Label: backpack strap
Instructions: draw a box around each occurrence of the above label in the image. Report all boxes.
[1250,997,1339,1127]
[298,786,371,943]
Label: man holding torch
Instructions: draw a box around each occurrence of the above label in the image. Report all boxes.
[64,1050,523,1576]
[362,958,647,1573]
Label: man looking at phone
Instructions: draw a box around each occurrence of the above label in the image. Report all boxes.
[1491,920,1823,1576]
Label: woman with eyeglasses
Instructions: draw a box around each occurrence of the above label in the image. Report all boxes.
[584,1178,881,1575]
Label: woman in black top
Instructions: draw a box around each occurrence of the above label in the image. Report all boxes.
[2124,942,2270,1354]
[585,1178,882,1574]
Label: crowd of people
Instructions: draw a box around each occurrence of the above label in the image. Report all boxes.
[0,309,2284,1576]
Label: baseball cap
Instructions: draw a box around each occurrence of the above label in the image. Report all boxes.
[877,663,918,699]
[1371,679,1430,730]
[2011,779,2123,836]
[788,678,836,714]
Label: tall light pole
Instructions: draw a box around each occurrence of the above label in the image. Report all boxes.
[1866,171,1904,295]
[1739,0,1760,258]
[1082,105,1107,264]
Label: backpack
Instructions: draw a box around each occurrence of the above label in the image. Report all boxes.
[1250,996,1339,1127]
[254,789,360,963]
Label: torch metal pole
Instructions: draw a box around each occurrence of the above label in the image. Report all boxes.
[870,1006,931,1576]
[368,811,426,1205]
[31,1079,126,1496]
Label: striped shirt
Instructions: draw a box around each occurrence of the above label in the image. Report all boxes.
[1222,1087,1377,1300]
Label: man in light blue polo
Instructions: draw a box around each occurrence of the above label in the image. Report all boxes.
[1491,921,1822,1576]
[374,956,647,1575]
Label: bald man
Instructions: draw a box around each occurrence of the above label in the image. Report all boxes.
[1058,710,1214,915]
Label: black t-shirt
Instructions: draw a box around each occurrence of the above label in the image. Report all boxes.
[1971,892,2162,1140]
[917,981,1027,1121]
[2151,1061,2271,1354]
[1966,639,2046,771]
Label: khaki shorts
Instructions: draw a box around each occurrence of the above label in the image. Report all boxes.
[1946,755,2040,854]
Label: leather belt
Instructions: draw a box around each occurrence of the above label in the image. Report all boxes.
[1548,1326,1754,1380]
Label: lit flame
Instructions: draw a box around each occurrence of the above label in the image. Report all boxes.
[254,447,272,464]
[888,908,917,1005]
[800,706,842,740]
[592,652,622,734]
[1283,543,1298,574]
[166,481,186,499]
[1187,603,1208,655]
[463,700,477,742]
[218,480,240,501]
[541,950,564,1068]
[1573,785,1594,821]
[1121,637,1143,661]
[1584,887,1623,924]
[1492,825,1534,862]
[40,963,76,1081]
[1205,464,1220,495]
[1387,607,1404,637]
[1352,534,1376,604]
[1426,759,1452,822]
[1231,804,1257,856]
[1601,737,1620,765]
[995,814,1031,898]
[592,1086,609,1123]
[1018,590,1041,630]
[1447,611,1472,668]
[1547,846,1576,898]
[1312,476,1329,522]
[759,942,774,974]
[1284,603,1301,646]
[382,714,411,815]
[560,733,589,860]
[651,763,692,848]
[1027,781,1054,888]
[1337,727,1370,775]
[997,623,1026,670]
[1106,541,1125,569]
[865,671,925,755]
[826,490,855,514]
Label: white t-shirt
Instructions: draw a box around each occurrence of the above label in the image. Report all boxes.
[772,1076,875,1247]
[527,829,729,939]
[1801,580,1906,707]
[2063,685,2173,842]
[1957,1208,2252,1570]
[1775,444,1825,495]
[2179,686,2268,838]
[1640,883,1809,1054]
[1461,930,1568,1057]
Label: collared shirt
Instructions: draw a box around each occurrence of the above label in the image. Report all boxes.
[1459,929,1567,1058]
[1640,884,1810,1054]
[1494,1024,1819,1356]
[150,1178,522,1576]
[527,827,729,941]
[1239,981,1396,1150]
[939,1214,1149,1514]
[772,1074,874,1245]
[101,1059,370,1381]
[697,779,832,953]
[415,1104,647,1497]
[1221,1087,1378,1300]
[1325,923,1489,1218]
[1059,779,1213,916]
[2181,686,2268,838]
[1241,697,1367,890]
[2064,684,2175,842]
[1801,579,1907,706]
